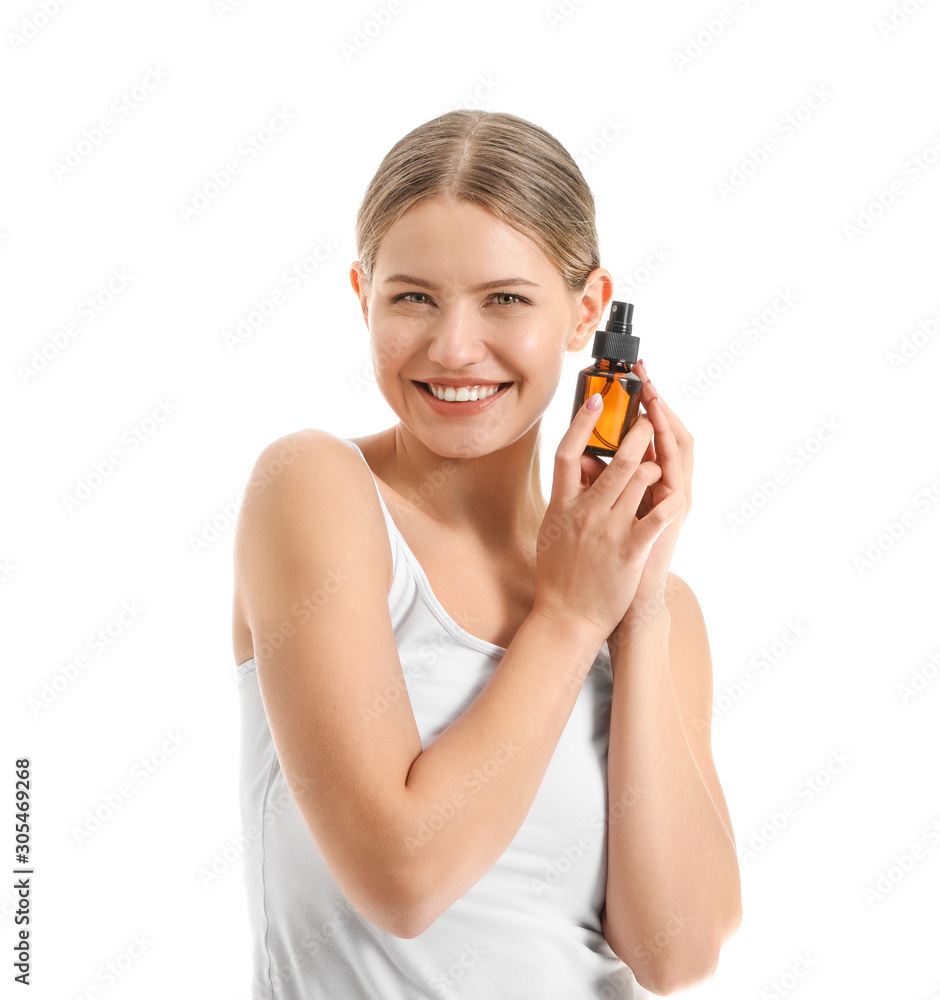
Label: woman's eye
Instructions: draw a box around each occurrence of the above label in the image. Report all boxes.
[391,292,529,306]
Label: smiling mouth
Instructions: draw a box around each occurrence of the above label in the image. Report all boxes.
[414,381,513,401]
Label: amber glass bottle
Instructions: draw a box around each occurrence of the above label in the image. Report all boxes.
[570,300,643,458]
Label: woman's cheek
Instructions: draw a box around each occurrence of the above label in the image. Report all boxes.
[371,329,412,380]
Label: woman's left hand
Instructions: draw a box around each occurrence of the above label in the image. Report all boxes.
[623,360,692,617]
[631,360,692,533]
[578,359,693,631]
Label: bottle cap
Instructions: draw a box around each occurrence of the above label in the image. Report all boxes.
[591,300,640,365]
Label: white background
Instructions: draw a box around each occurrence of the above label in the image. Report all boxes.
[3,0,939,997]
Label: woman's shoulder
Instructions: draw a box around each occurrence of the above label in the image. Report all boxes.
[235,426,394,592]
[247,427,364,473]
[237,427,386,532]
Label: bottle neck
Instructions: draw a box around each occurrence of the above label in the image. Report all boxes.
[593,357,632,372]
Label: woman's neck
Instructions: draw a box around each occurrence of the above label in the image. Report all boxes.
[369,423,549,548]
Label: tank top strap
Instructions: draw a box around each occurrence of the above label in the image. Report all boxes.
[345,440,399,576]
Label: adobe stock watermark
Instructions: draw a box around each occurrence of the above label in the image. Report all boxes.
[344,466,489,716]
[26,601,145,718]
[716,85,833,201]
[241,434,308,508]
[682,286,798,403]
[672,0,758,73]
[863,816,940,906]
[529,777,645,897]
[614,245,673,300]
[0,557,16,587]
[403,738,522,854]
[340,0,405,61]
[192,436,308,559]
[457,74,500,110]
[842,124,940,244]
[274,893,362,990]
[18,268,134,385]
[60,397,179,513]
[544,0,592,31]
[758,952,820,1000]
[295,900,364,968]
[0,887,21,930]
[737,749,853,868]
[632,911,693,973]
[691,618,810,735]
[51,65,169,180]
[212,0,253,18]
[198,773,306,888]
[251,567,352,663]
[70,730,189,846]
[63,931,154,998]
[876,0,932,40]
[726,416,842,533]
[221,235,340,353]
[198,434,310,558]
[572,115,628,173]
[188,493,242,556]
[897,649,940,706]
[853,469,940,574]
[350,328,417,394]
[178,106,296,223]
[7,0,73,54]
[426,940,486,998]
[361,635,451,725]
[886,301,940,371]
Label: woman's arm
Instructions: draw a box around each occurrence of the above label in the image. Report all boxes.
[601,573,742,994]
[236,429,610,939]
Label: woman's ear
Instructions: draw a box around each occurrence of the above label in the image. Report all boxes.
[349,262,369,324]
[567,267,613,353]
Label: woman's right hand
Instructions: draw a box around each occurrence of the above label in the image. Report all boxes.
[532,394,685,640]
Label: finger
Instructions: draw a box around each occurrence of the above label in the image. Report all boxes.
[580,453,609,488]
[609,459,663,519]
[632,362,660,451]
[655,393,693,515]
[651,390,692,450]
[635,362,693,499]
[631,489,686,551]
[642,390,683,492]
[553,394,605,507]
[587,413,655,507]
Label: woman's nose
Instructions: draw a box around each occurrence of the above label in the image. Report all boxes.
[424,307,487,369]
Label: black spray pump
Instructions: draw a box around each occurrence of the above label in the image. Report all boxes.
[569,300,643,458]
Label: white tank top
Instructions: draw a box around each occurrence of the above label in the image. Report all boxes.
[235,439,648,998]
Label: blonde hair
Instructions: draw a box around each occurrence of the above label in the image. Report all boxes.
[354,110,600,295]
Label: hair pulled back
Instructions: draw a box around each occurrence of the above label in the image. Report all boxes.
[354,110,600,296]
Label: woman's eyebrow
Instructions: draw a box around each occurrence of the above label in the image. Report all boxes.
[383,274,540,292]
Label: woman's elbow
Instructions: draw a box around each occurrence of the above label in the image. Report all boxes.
[635,912,741,996]
[341,852,437,940]
[636,950,721,996]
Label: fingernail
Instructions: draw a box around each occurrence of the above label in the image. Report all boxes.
[587,392,602,411]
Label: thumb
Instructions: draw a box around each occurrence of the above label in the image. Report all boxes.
[552,393,604,506]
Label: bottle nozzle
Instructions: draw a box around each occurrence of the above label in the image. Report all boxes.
[606,301,634,334]
[590,300,639,365]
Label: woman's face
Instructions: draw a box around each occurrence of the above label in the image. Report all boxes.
[351,196,604,458]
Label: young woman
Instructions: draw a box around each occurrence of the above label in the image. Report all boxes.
[233,110,742,999]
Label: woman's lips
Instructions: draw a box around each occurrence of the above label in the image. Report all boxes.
[413,380,512,414]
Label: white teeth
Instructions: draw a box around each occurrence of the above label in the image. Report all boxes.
[426,383,505,402]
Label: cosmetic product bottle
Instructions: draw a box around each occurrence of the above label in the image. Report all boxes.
[570,300,643,458]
